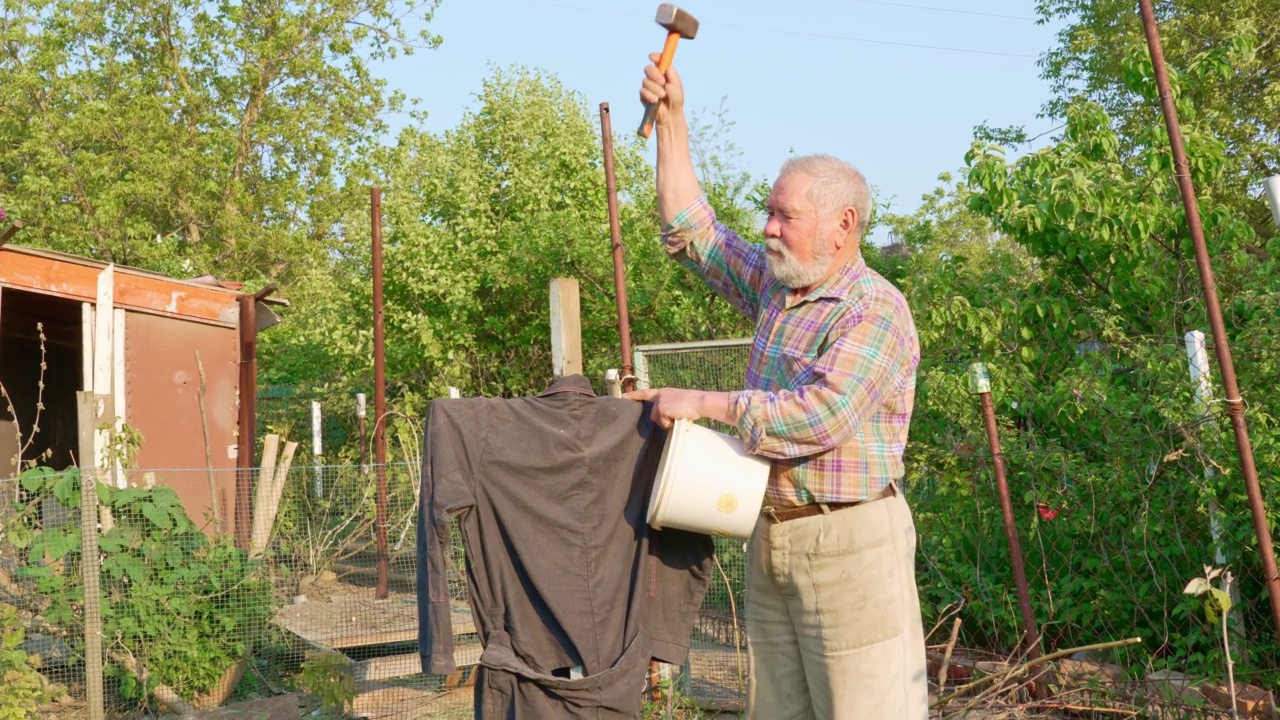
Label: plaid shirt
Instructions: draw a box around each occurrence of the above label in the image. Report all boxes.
[662,195,919,507]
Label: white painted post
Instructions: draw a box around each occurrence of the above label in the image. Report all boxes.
[356,393,368,475]
[604,369,623,398]
[549,278,583,378]
[112,308,126,488]
[447,387,461,399]
[1263,175,1280,230]
[92,267,113,474]
[633,349,651,390]
[311,400,323,498]
[1185,331,1243,627]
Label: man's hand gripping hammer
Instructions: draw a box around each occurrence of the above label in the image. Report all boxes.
[637,3,699,140]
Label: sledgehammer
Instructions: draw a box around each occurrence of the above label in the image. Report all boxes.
[637,3,699,139]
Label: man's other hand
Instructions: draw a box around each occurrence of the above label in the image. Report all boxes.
[622,387,731,429]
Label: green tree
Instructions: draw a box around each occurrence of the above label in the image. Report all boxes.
[260,66,757,418]
[952,39,1280,678]
[0,0,440,283]
[1034,0,1280,232]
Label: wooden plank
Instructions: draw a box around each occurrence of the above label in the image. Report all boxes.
[351,685,472,720]
[112,308,126,488]
[0,248,239,327]
[81,303,93,391]
[93,268,113,474]
[273,591,475,650]
[77,392,107,720]
[0,220,22,247]
[353,644,483,682]
[549,278,582,378]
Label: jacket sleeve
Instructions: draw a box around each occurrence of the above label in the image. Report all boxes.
[417,402,473,675]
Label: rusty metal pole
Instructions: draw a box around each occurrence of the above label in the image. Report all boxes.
[599,103,636,392]
[372,186,390,600]
[1137,0,1280,641]
[969,363,1044,695]
[236,294,257,551]
[600,101,658,699]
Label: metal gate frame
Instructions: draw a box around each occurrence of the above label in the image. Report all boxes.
[632,338,753,391]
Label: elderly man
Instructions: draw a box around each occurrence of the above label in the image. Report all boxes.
[624,55,929,719]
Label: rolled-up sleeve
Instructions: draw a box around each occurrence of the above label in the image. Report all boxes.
[729,306,913,459]
[662,195,767,320]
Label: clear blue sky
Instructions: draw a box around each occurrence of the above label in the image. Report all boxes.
[375,0,1065,242]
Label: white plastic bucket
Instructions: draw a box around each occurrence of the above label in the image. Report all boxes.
[646,419,770,540]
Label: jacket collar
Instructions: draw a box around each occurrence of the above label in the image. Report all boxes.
[537,374,597,398]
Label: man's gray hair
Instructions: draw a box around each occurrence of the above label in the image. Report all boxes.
[779,154,872,234]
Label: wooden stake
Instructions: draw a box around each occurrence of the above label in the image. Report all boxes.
[549,278,582,378]
[77,392,106,720]
[250,438,296,559]
[937,617,963,699]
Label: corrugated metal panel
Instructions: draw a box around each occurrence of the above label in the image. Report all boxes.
[125,311,240,534]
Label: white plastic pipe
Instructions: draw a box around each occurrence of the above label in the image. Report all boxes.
[1264,175,1280,230]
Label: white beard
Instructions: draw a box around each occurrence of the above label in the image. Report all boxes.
[766,237,836,289]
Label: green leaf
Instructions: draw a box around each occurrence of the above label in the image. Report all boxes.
[19,466,56,493]
[1207,587,1232,614]
[8,524,34,549]
[52,472,79,507]
[139,502,172,530]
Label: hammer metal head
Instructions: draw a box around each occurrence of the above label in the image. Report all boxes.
[655,3,699,39]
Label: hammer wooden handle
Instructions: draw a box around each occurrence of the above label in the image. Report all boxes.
[637,31,682,139]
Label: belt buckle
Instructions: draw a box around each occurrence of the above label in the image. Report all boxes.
[762,506,781,523]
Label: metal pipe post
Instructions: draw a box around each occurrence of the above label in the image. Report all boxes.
[372,186,390,600]
[599,103,636,392]
[1137,0,1280,640]
[969,363,1043,694]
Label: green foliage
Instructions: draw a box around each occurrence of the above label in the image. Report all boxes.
[1036,0,1280,231]
[0,603,54,720]
[0,0,441,284]
[879,33,1280,685]
[260,65,754,416]
[294,650,356,717]
[1184,567,1234,625]
[8,467,273,704]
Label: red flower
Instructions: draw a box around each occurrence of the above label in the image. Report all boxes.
[1036,502,1059,521]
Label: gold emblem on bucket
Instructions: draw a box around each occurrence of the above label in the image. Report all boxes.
[716,493,739,514]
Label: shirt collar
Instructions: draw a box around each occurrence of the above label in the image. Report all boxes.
[537,374,597,397]
[784,254,867,308]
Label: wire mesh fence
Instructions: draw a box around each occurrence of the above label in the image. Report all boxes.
[0,463,476,720]
[3,331,1278,718]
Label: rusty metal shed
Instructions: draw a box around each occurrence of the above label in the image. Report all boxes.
[0,239,283,542]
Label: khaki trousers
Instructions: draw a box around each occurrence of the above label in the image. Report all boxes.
[745,491,928,719]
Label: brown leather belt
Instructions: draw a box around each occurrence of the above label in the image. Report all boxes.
[762,484,897,524]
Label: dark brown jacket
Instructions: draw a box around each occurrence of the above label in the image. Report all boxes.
[416,375,714,718]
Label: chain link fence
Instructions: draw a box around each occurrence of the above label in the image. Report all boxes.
[637,335,1280,716]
